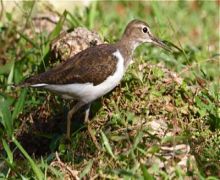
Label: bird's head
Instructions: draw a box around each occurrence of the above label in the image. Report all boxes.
[123,19,170,51]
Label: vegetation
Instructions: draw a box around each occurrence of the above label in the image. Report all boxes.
[0,1,219,179]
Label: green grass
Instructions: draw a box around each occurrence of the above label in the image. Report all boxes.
[0,1,219,179]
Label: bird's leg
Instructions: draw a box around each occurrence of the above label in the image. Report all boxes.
[84,103,100,150]
[84,103,91,123]
[66,101,85,140]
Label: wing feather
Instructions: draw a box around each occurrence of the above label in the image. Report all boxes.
[24,44,118,86]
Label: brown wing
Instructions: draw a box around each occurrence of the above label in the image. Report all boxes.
[24,44,118,86]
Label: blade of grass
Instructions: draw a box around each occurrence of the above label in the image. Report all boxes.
[126,131,144,155]
[66,11,85,28]
[2,139,13,164]
[48,10,68,42]
[2,139,13,178]
[12,136,44,180]
[20,175,29,180]
[0,61,14,75]
[12,89,27,121]
[100,130,116,159]
[167,18,189,63]
[40,10,68,70]
[79,160,93,179]
[88,1,97,29]
[0,98,13,137]
[15,30,38,48]
[141,164,154,180]
[151,2,163,23]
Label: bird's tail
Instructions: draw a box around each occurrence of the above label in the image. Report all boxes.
[1,76,46,89]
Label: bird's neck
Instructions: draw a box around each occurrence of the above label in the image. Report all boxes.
[115,37,139,68]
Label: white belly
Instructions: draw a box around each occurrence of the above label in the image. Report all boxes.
[34,50,125,103]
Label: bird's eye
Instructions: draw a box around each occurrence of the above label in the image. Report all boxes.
[142,27,148,33]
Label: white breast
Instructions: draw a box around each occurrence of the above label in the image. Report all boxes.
[34,50,125,103]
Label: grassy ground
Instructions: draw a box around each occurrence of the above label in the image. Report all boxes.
[0,1,219,179]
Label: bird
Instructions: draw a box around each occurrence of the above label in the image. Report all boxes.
[22,19,170,142]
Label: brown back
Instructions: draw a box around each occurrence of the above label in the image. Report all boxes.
[25,44,118,86]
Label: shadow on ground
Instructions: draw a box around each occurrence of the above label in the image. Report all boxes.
[14,100,102,158]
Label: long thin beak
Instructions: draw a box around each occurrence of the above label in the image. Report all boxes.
[150,35,172,52]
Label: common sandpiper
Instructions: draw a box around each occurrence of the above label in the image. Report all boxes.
[23,19,170,141]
